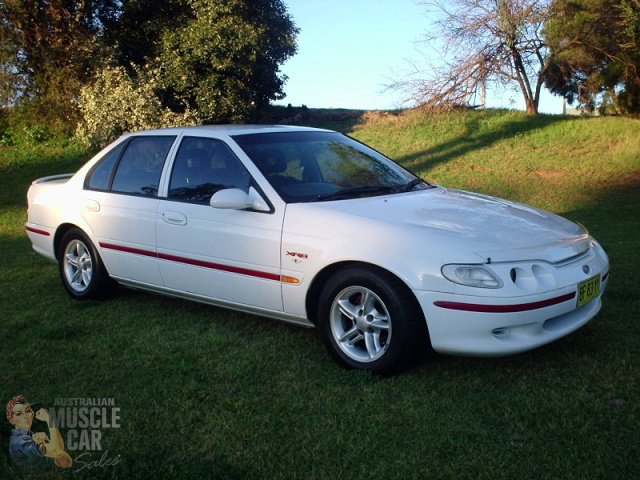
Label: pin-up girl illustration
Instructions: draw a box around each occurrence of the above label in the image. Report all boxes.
[6,395,72,474]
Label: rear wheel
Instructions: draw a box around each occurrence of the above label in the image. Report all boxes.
[58,229,115,300]
[317,265,426,375]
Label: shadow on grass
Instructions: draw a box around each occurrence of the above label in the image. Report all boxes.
[394,111,573,174]
[561,173,640,307]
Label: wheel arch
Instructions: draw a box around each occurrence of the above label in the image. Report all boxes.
[53,223,83,261]
[55,224,117,299]
[305,261,428,335]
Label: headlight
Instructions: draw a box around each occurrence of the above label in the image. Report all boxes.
[442,264,503,289]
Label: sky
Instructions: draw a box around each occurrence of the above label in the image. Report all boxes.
[275,0,564,114]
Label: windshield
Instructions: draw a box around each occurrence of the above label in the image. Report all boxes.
[232,131,425,203]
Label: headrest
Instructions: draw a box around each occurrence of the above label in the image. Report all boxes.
[260,148,287,175]
[183,148,210,168]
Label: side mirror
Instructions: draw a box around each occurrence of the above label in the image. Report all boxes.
[210,188,270,212]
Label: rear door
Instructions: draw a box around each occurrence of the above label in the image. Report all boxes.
[82,135,177,286]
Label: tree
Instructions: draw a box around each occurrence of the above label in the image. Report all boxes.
[1,0,298,134]
[101,0,190,69]
[0,15,21,107]
[0,0,119,129]
[543,0,640,114]
[391,0,555,114]
[109,0,299,124]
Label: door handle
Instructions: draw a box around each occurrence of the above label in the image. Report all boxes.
[162,211,187,226]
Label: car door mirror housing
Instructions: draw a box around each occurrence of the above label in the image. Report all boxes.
[210,188,270,212]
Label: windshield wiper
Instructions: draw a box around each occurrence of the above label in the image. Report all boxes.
[392,178,427,193]
[313,185,395,202]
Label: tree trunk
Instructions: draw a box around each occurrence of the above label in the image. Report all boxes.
[525,99,539,114]
[511,47,539,115]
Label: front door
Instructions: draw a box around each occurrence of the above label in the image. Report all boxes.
[156,136,284,311]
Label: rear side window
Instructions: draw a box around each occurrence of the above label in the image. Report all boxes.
[112,137,175,196]
[85,136,176,196]
[86,142,126,190]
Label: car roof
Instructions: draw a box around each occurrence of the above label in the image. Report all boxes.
[122,124,333,137]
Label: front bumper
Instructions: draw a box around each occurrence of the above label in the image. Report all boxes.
[414,271,609,357]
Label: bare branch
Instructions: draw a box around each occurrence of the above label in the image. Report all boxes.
[390,0,553,114]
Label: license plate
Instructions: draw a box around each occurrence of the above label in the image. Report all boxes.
[577,275,600,307]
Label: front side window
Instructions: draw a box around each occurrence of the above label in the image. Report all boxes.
[110,136,175,196]
[168,137,251,204]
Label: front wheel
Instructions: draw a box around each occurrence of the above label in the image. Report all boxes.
[58,229,115,300]
[317,265,427,375]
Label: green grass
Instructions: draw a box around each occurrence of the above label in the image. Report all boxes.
[1,109,639,479]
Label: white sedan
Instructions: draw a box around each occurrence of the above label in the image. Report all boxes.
[26,125,609,374]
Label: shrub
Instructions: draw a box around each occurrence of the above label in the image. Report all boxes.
[75,65,198,148]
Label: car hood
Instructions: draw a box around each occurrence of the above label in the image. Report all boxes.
[315,187,590,264]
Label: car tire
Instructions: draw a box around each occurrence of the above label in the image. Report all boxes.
[58,229,116,300]
[317,265,427,375]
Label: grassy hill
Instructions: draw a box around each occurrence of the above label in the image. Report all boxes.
[1,109,639,479]
[350,109,639,212]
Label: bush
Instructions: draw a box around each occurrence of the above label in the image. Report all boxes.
[0,102,74,147]
[75,65,198,148]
